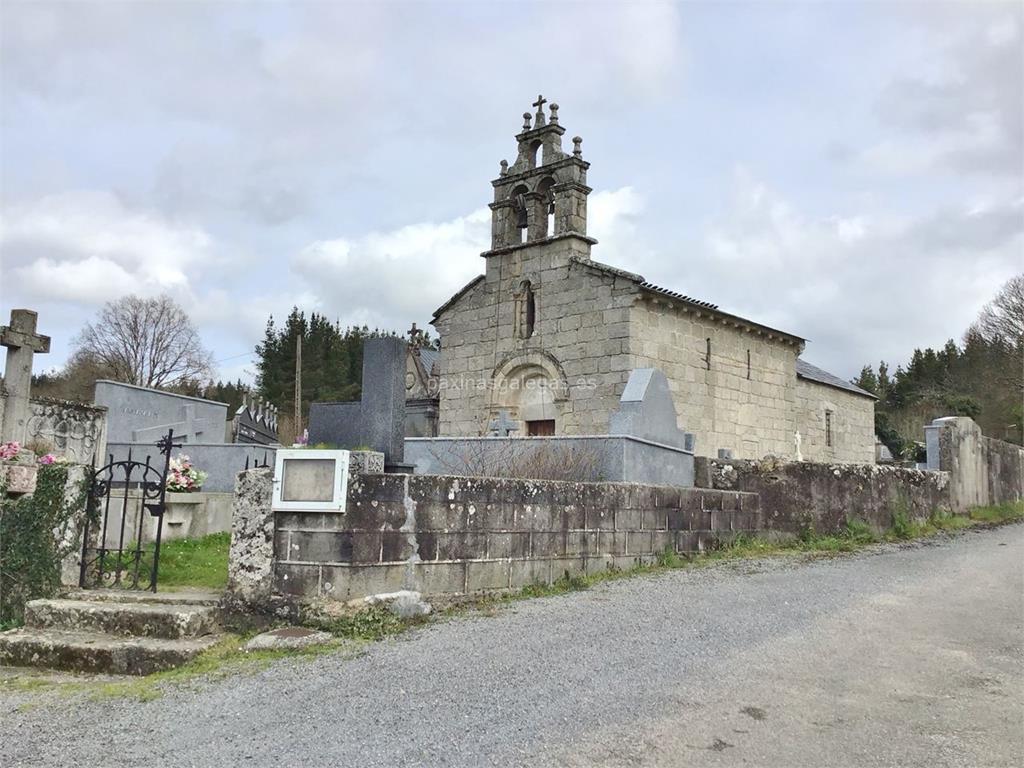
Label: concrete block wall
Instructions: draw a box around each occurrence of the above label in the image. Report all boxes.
[104,442,275,493]
[405,434,695,487]
[97,490,234,546]
[271,473,760,602]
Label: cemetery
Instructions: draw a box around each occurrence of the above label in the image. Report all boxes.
[0,304,1023,676]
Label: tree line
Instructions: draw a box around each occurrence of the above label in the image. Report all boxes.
[853,274,1023,457]
[29,297,422,444]
[27,275,1021,455]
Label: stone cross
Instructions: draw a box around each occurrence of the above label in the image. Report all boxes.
[407,322,425,349]
[488,410,519,436]
[0,309,50,445]
[532,94,547,127]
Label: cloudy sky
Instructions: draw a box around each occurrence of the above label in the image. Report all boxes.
[1,0,1021,385]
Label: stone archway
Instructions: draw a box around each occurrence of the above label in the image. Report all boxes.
[489,351,569,435]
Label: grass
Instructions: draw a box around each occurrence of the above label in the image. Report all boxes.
[153,532,230,590]
[1,632,364,704]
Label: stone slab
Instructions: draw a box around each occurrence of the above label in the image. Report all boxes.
[244,627,333,651]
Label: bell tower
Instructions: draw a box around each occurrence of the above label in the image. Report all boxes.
[486,96,595,257]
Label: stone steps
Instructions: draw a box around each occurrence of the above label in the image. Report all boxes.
[61,589,222,607]
[0,590,225,676]
[0,628,221,676]
[24,599,220,640]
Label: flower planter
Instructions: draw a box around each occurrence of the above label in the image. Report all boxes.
[163,491,204,537]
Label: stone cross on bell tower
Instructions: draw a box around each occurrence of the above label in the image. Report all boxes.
[1,309,51,445]
[487,95,594,255]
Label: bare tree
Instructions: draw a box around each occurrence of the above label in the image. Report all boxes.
[73,295,214,389]
[971,274,1024,346]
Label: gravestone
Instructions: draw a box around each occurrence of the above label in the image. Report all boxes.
[608,368,692,451]
[1,309,51,445]
[94,380,228,444]
[308,337,408,469]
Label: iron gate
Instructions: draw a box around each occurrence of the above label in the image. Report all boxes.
[78,430,180,591]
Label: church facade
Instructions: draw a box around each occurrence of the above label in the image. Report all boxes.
[431,98,875,463]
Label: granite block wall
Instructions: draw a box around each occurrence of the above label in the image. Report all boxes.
[794,378,875,465]
[926,417,1024,511]
[696,456,950,534]
[270,473,759,601]
[434,244,638,438]
[629,298,801,462]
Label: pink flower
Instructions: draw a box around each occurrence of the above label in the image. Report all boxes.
[38,454,56,465]
[0,441,21,461]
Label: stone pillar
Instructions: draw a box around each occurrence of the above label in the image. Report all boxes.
[226,468,275,606]
[489,199,516,249]
[525,191,547,241]
[553,182,589,237]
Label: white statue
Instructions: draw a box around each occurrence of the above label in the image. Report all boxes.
[794,430,803,462]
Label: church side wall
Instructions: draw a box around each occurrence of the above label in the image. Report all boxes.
[629,299,799,460]
[436,240,636,437]
[794,379,875,464]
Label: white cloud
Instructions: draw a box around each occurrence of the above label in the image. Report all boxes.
[686,171,1024,377]
[864,6,1022,177]
[290,187,647,330]
[1,190,212,304]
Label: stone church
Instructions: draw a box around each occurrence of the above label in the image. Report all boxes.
[429,97,875,463]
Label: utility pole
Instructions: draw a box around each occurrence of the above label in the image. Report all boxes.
[294,334,303,441]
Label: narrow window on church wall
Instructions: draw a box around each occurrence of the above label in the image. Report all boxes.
[517,280,536,339]
[825,411,834,447]
[705,338,712,370]
[746,349,751,379]
[525,287,536,338]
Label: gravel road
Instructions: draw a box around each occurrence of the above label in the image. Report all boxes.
[2,524,1021,767]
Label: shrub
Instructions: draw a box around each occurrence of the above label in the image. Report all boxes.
[431,440,604,482]
[0,465,87,628]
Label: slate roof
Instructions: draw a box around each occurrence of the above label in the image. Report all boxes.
[796,359,877,399]
[418,346,440,376]
[576,258,805,345]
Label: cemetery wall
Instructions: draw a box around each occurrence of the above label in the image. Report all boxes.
[629,299,800,462]
[405,435,694,487]
[794,378,875,464]
[926,416,1024,511]
[268,473,759,602]
[695,456,949,534]
[104,442,275,493]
